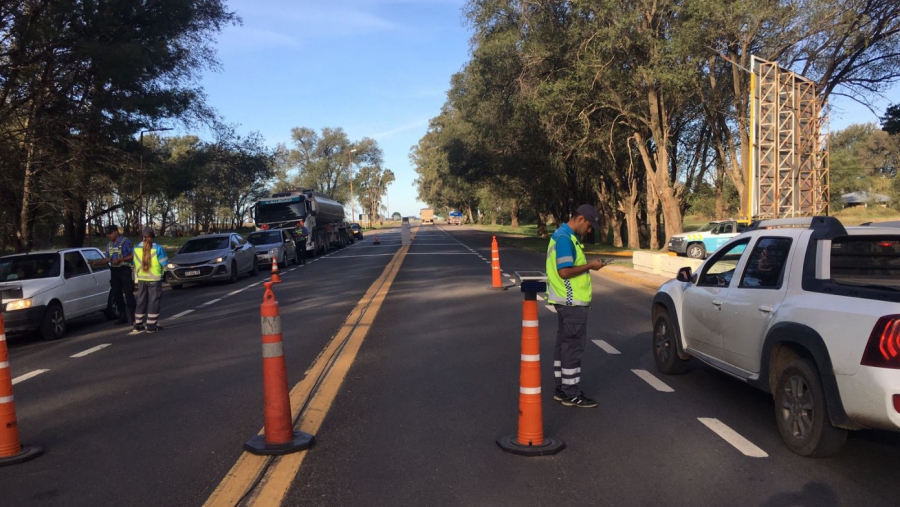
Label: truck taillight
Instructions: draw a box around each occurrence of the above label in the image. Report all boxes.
[861,315,900,369]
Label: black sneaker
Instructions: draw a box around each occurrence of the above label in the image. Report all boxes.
[561,394,598,408]
[145,326,163,334]
[553,389,566,402]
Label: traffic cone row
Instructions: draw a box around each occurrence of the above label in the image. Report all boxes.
[490,236,505,290]
[497,294,564,456]
[244,282,313,455]
[0,315,43,467]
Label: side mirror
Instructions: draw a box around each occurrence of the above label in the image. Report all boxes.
[676,267,692,283]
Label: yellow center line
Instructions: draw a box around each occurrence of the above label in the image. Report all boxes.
[203,240,412,507]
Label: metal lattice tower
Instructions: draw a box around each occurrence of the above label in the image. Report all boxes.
[749,56,829,219]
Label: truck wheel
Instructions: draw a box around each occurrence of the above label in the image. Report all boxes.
[40,302,66,340]
[774,359,848,457]
[687,243,706,259]
[652,310,690,374]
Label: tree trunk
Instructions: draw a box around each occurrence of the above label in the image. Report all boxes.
[536,212,548,238]
[510,200,519,228]
[647,179,660,250]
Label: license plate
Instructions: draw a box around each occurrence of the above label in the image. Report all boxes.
[185,270,201,276]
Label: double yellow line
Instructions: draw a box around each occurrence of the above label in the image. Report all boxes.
[203,232,413,506]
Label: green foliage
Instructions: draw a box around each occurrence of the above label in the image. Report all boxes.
[883,104,900,135]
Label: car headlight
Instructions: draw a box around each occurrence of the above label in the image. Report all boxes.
[211,257,226,264]
[6,299,33,311]
[168,263,179,269]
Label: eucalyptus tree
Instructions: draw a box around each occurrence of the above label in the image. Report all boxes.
[0,0,237,250]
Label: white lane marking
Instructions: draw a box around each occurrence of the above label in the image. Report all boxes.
[247,282,262,288]
[12,369,49,385]
[199,298,221,307]
[632,369,674,392]
[288,268,297,272]
[169,309,194,320]
[545,305,557,313]
[593,340,621,354]
[71,344,111,358]
[226,289,243,296]
[698,418,769,458]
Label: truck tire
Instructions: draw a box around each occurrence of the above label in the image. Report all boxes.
[774,359,848,457]
[652,310,690,374]
[687,243,706,259]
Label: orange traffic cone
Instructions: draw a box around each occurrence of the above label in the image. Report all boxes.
[270,253,282,283]
[497,290,564,456]
[245,282,314,455]
[373,233,380,245]
[0,315,43,466]
[489,236,506,290]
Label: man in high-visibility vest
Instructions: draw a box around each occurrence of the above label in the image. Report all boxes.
[131,227,169,334]
[546,204,607,408]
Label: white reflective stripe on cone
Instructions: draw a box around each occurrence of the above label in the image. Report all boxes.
[0,395,13,404]
[522,320,539,327]
[521,354,540,362]
[519,387,541,395]
[262,342,284,358]
[0,333,5,341]
[261,315,282,335]
[0,361,8,369]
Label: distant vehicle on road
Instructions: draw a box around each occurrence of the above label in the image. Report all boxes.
[0,248,111,340]
[449,210,463,225]
[350,223,364,240]
[247,229,297,268]
[652,217,900,456]
[667,219,749,259]
[253,189,350,255]
[165,233,258,289]
[421,208,434,225]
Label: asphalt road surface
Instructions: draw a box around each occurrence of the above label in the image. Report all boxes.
[2,225,898,507]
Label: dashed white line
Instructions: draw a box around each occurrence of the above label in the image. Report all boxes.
[71,344,111,358]
[592,340,621,354]
[12,369,49,385]
[698,418,768,458]
[226,289,243,296]
[545,305,557,313]
[631,369,674,392]
[199,298,222,307]
[169,309,194,320]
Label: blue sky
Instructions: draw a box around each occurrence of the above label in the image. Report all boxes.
[197,0,898,218]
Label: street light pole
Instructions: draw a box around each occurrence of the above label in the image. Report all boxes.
[138,127,173,229]
[348,148,357,222]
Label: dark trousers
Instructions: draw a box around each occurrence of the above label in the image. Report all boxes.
[554,305,589,397]
[110,266,136,322]
[297,241,307,264]
[135,281,163,330]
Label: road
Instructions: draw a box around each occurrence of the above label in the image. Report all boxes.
[2,226,898,507]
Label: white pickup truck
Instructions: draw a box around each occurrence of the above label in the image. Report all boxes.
[652,217,900,456]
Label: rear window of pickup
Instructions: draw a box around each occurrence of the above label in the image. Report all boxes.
[830,236,900,291]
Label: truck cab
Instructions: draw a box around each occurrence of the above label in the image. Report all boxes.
[668,219,749,259]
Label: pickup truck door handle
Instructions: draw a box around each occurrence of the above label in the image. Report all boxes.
[759,305,774,313]
[712,300,723,309]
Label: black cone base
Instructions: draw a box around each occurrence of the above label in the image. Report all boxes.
[244,431,314,456]
[497,434,565,456]
[0,445,43,467]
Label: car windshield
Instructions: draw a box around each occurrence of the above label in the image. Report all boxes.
[830,236,900,290]
[180,237,230,253]
[0,254,60,281]
[247,232,282,246]
[351,224,360,230]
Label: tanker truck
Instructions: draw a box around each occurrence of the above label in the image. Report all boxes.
[253,189,350,256]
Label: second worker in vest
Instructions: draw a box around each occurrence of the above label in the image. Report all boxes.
[546,204,607,408]
[132,227,169,334]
